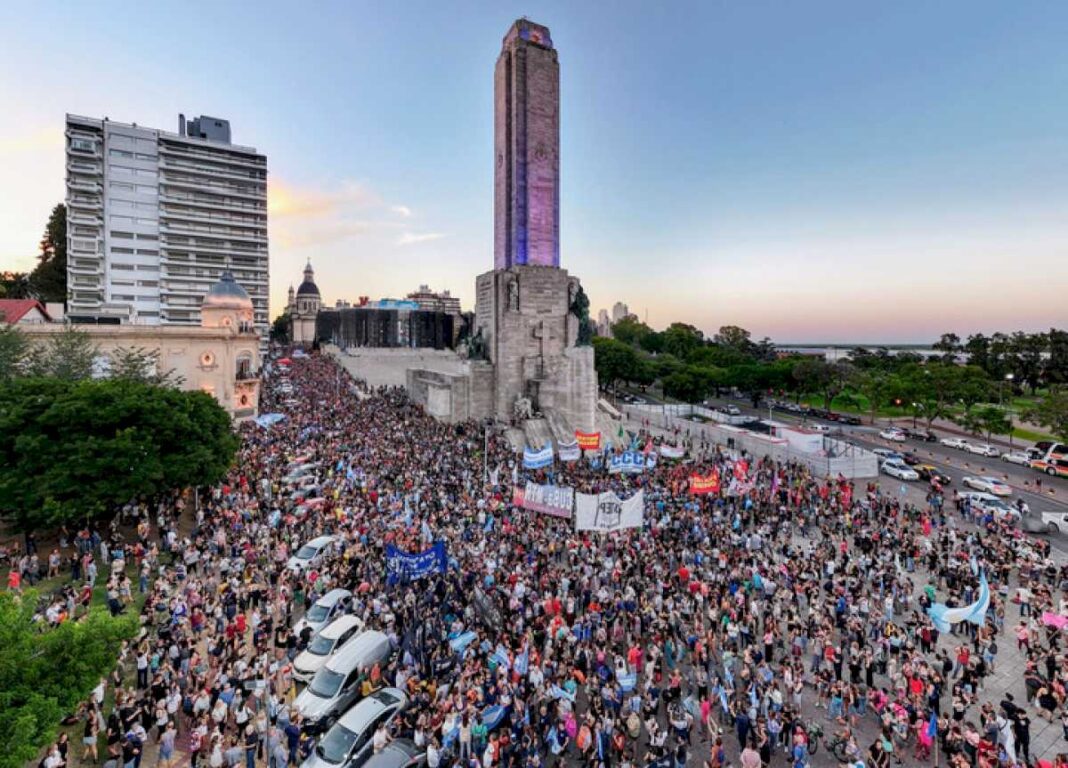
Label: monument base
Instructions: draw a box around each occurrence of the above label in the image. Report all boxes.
[406,265,598,436]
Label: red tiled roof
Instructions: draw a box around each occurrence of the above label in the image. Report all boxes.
[0,299,51,324]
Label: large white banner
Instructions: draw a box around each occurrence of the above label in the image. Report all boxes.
[575,489,644,532]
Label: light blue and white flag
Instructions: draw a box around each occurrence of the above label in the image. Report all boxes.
[523,444,554,469]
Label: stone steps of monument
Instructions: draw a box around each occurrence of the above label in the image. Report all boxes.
[542,408,575,446]
[504,427,526,453]
[522,418,555,451]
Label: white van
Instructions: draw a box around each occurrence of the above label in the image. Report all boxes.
[293,630,394,733]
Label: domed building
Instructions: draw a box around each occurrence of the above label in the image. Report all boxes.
[286,260,321,347]
[15,270,261,421]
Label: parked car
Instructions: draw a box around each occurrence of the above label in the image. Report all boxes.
[872,448,903,461]
[287,535,338,574]
[293,630,395,733]
[879,428,907,442]
[915,464,952,486]
[903,428,938,442]
[901,452,922,466]
[959,491,1019,522]
[294,588,354,638]
[1001,451,1032,466]
[940,437,970,450]
[961,476,1012,496]
[838,415,862,426]
[966,443,1001,458]
[292,614,365,683]
[724,405,741,416]
[362,738,428,768]
[881,460,919,481]
[302,688,408,768]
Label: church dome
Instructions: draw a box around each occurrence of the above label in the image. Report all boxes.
[295,260,321,298]
[202,271,253,310]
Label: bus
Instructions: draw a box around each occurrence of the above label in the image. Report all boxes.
[1030,442,1068,478]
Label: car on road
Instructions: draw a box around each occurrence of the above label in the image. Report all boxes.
[882,460,920,481]
[292,614,365,683]
[302,688,409,768]
[959,491,1019,522]
[915,464,952,486]
[1036,511,1068,535]
[940,437,970,450]
[287,534,339,574]
[901,452,922,466]
[1001,451,1032,466]
[872,448,904,461]
[966,443,1001,458]
[838,414,862,426]
[961,476,1012,496]
[903,428,938,442]
[810,424,831,433]
[879,428,907,442]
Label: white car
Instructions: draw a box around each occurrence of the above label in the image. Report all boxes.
[961,476,1012,496]
[879,429,907,442]
[940,437,970,450]
[1001,451,1032,466]
[959,491,1019,521]
[882,460,919,481]
[292,614,364,683]
[294,588,353,639]
[966,443,1001,458]
[286,534,338,573]
[873,448,903,461]
[725,405,741,416]
[1038,511,1068,535]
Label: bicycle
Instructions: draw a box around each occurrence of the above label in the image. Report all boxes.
[803,720,823,755]
[824,733,854,763]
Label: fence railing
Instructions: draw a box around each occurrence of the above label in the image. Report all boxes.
[623,404,879,478]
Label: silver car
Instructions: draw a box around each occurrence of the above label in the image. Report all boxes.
[301,688,408,768]
[293,630,393,733]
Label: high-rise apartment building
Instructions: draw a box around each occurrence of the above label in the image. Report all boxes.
[406,284,462,315]
[65,114,268,339]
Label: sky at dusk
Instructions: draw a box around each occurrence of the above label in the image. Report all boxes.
[1,1,1067,343]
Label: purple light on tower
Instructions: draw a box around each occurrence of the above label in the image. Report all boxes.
[494,19,560,270]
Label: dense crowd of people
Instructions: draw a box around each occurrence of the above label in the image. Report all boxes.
[27,350,1068,768]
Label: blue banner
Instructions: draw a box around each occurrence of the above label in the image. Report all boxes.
[523,444,554,469]
[607,451,657,474]
[385,541,447,585]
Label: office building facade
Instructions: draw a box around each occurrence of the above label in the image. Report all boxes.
[65,114,268,339]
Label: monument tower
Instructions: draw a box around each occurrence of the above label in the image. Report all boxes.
[475,19,596,434]
[408,19,597,437]
[494,19,560,270]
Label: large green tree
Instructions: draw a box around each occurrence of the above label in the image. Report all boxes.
[0,378,238,529]
[592,337,642,391]
[1023,390,1068,443]
[28,204,67,303]
[0,592,136,768]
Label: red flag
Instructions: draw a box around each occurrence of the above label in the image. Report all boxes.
[689,470,720,495]
[733,460,749,481]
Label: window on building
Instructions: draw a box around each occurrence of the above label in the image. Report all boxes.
[70,138,95,153]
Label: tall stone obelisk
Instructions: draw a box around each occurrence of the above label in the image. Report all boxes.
[494,19,560,270]
[474,19,597,435]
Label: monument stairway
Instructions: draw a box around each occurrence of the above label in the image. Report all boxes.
[522,417,555,451]
[543,407,575,446]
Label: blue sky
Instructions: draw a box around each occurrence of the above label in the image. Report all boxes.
[1,1,1066,342]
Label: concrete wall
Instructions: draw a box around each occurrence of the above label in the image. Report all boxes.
[623,404,879,479]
